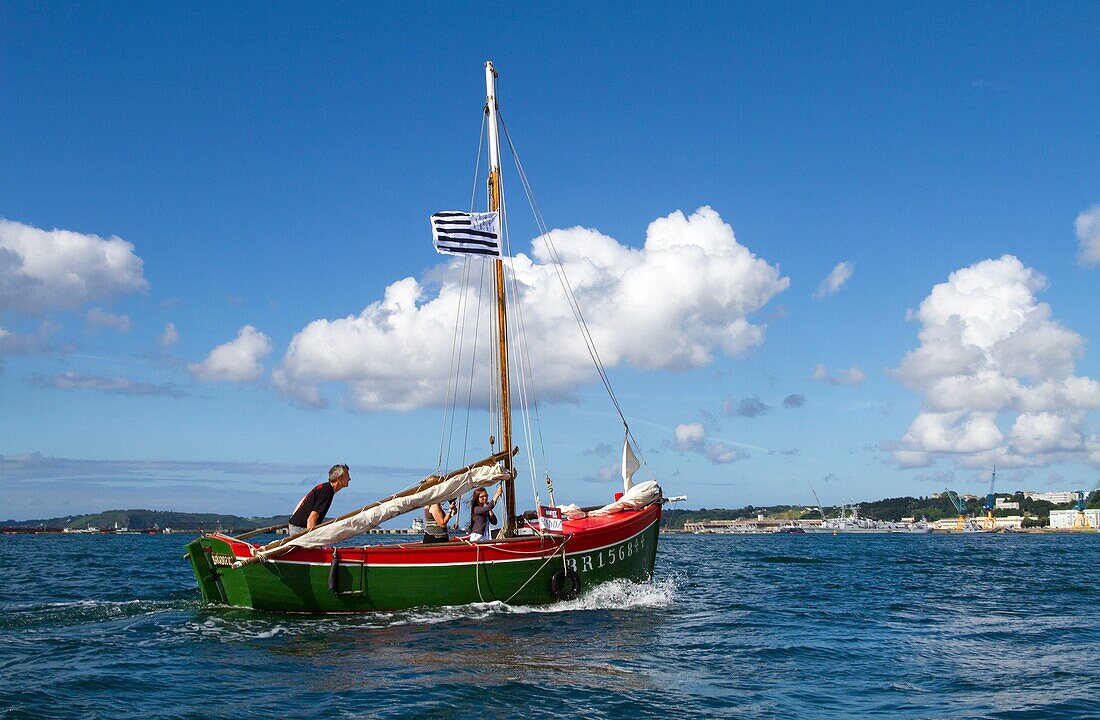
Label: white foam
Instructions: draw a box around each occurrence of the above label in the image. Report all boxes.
[44,599,145,609]
[527,576,680,613]
[174,616,299,640]
[396,576,680,624]
[172,577,680,638]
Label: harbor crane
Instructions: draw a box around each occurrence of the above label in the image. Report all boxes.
[1072,479,1100,529]
[981,467,997,531]
[944,488,968,531]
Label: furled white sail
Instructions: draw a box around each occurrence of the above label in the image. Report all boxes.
[589,479,662,516]
[262,464,507,553]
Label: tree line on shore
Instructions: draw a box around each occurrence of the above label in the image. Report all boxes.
[6,490,1098,532]
[663,491,1100,530]
[1,509,285,532]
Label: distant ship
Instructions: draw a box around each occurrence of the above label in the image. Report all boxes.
[802,505,932,535]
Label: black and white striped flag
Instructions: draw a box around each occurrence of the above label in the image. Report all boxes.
[430,211,501,258]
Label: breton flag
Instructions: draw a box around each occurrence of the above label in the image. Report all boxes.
[430,211,502,258]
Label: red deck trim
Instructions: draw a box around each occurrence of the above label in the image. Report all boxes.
[212,504,661,567]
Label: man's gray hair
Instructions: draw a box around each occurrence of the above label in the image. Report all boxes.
[329,464,350,483]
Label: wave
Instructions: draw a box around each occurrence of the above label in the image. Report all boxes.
[0,597,190,632]
[757,554,829,564]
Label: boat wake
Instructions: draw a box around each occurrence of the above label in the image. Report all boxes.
[396,576,680,625]
[539,575,680,612]
[171,576,680,639]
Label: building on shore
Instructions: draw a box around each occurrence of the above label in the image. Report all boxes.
[1023,491,1076,504]
[930,515,1024,531]
[1049,509,1100,529]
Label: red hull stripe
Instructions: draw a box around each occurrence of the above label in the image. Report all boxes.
[212,505,660,568]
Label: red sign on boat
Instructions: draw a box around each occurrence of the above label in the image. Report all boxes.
[538,506,564,533]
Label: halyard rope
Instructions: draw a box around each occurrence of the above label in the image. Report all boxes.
[498,112,657,484]
[437,113,487,475]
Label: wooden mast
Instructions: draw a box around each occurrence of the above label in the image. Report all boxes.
[485,61,516,536]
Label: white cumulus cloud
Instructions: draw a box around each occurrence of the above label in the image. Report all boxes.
[812,363,867,386]
[273,207,789,410]
[1076,205,1100,267]
[813,261,854,299]
[189,325,273,383]
[0,321,56,356]
[673,422,742,465]
[85,307,132,333]
[674,423,707,450]
[890,255,1100,468]
[0,218,148,314]
[159,322,180,348]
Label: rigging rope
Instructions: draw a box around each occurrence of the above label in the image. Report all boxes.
[505,241,555,505]
[496,167,543,509]
[470,114,487,213]
[439,107,662,517]
[460,259,489,464]
[438,115,488,475]
[498,113,656,481]
[436,257,471,473]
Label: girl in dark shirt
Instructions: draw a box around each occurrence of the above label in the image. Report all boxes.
[468,485,503,542]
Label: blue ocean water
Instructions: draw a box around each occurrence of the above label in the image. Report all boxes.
[1,533,1098,719]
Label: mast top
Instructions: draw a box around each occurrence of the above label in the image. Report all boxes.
[485,62,500,123]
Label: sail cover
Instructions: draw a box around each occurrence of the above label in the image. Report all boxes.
[260,464,508,553]
[589,480,662,516]
[431,211,501,257]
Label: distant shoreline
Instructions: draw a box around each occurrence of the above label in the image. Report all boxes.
[6,490,1098,534]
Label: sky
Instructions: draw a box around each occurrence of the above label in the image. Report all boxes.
[2,1,1100,520]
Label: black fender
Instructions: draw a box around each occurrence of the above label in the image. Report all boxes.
[329,551,340,592]
[550,568,579,600]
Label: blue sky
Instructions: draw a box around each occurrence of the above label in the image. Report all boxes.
[2,1,1099,520]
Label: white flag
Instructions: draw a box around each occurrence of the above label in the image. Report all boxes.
[431,211,501,257]
[622,434,641,493]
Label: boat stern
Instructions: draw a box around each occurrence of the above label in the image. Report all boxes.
[184,535,250,606]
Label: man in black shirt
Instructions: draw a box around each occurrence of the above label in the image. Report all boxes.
[288,464,351,535]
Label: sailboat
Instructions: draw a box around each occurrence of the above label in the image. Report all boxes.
[184,62,664,612]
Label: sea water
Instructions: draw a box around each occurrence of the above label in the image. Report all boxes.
[1,533,1098,719]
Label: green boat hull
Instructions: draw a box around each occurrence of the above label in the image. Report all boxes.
[185,508,660,612]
